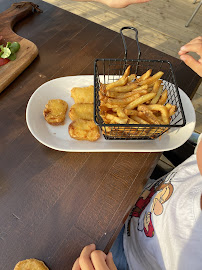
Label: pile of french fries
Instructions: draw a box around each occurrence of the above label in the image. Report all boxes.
[98,66,176,138]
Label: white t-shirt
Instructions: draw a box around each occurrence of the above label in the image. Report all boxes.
[124,145,202,270]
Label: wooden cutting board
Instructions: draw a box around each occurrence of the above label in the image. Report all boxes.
[0,2,41,93]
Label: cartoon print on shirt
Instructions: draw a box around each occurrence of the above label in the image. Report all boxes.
[143,212,154,237]
[127,171,177,237]
[127,181,160,236]
[151,182,173,215]
[140,182,174,237]
[127,179,163,236]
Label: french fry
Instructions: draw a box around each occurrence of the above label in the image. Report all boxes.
[100,101,125,108]
[158,89,168,105]
[106,85,148,98]
[165,103,172,110]
[151,80,162,93]
[105,66,131,91]
[122,65,131,78]
[130,114,150,124]
[107,93,141,106]
[106,77,128,91]
[99,91,106,101]
[147,85,153,92]
[127,74,137,83]
[100,83,106,94]
[137,105,161,125]
[138,71,164,86]
[125,93,156,110]
[128,118,139,124]
[167,104,176,117]
[106,89,147,99]
[99,105,112,112]
[150,85,163,104]
[105,113,128,124]
[147,104,169,124]
[107,82,138,93]
[137,111,152,123]
[137,69,152,82]
[115,108,129,119]
[124,109,138,116]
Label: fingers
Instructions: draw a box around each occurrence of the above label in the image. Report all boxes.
[178,36,202,77]
[186,36,202,46]
[72,258,81,270]
[91,250,109,270]
[73,245,118,270]
[196,140,202,176]
[79,244,96,270]
[106,252,118,270]
[128,0,151,2]
[98,0,151,8]
[178,42,202,57]
[180,54,202,77]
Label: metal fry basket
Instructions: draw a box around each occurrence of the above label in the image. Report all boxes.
[94,26,186,140]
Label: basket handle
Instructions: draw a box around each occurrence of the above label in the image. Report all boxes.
[120,26,141,60]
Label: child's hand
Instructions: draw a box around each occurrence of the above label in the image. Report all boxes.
[72,244,117,270]
[178,36,202,77]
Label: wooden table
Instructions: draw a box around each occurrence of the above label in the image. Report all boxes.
[0,1,201,269]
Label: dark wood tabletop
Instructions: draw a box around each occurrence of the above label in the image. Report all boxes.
[0,1,201,269]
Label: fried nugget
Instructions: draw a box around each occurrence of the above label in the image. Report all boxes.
[69,119,100,141]
[71,85,94,103]
[69,103,94,121]
[14,258,49,270]
[43,99,68,125]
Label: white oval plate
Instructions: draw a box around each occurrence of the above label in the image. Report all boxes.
[26,75,195,152]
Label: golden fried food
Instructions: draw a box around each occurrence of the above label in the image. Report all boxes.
[136,69,152,82]
[69,119,100,141]
[158,89,168,105]
[106,85,148,98]
[125,93,156,110]
[147,104,170,124]
[71,85,94,103]
[105,65,130,90]
[14,258,49,270]
[138,71,164,86]
[97,66,179,139]
[137,104,162,125]
[43,99,68,125]
[105,82,138,93]
[69,103,94,121]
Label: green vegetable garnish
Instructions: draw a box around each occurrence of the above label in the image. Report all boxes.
[6,42,11,48]
[9,42,20,54]
[1,47,11,59]
[8,53,16,61]
[0,41,20,61]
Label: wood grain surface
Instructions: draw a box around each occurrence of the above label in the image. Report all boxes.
[0,2,39,93]
[0,1,200,270]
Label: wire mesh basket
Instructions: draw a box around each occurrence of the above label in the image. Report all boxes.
[94,26,186,140]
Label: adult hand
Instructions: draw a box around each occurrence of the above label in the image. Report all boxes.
[178,36,202,77]
[73,0,151,8]
[100,0,150,8]
[72,244,117,270]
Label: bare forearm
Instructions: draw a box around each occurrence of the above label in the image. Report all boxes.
[72,0,151,8]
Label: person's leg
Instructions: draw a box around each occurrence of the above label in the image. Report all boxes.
[110,226,129,270]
